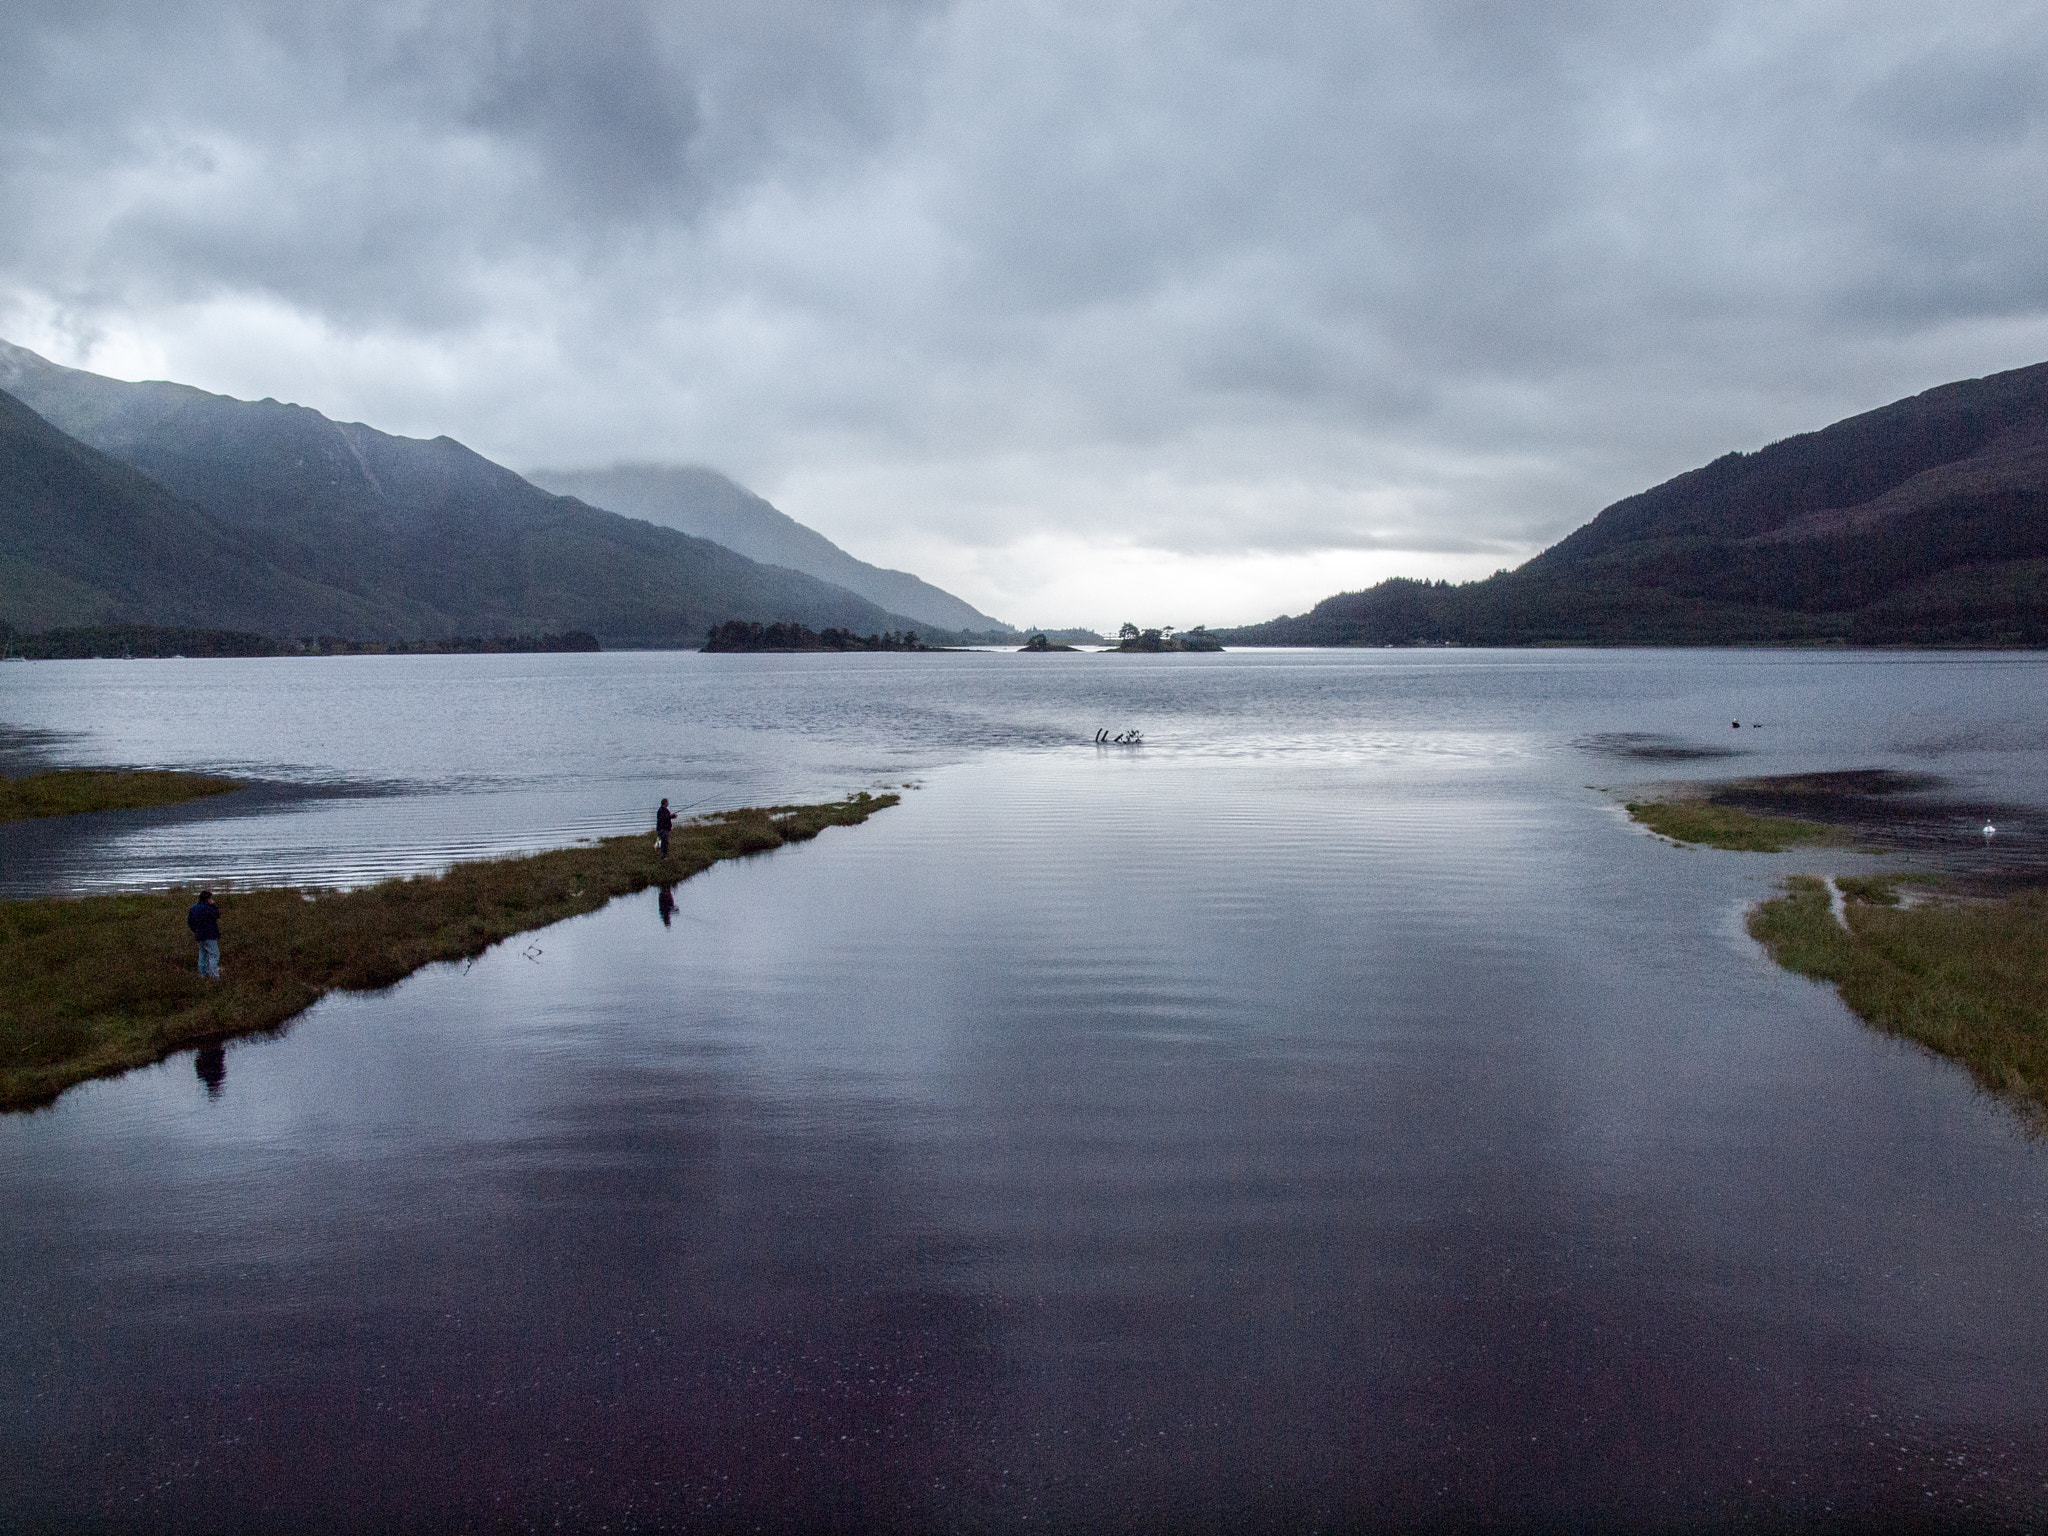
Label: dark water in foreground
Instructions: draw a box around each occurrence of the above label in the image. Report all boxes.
[4,650,2048,1530]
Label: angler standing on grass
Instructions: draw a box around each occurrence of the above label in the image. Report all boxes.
[655,797,673,859]
[187,889,221,980]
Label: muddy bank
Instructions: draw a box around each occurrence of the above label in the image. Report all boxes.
[1699,769,2044,894]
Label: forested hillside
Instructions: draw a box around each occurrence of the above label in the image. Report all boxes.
[0,386,421,637]
[0,341,928,646]
[1223,361,2048,647]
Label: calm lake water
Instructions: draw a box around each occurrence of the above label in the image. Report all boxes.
[4,650,2047,1530]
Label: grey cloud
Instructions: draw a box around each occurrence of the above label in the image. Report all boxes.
[1858,38,2048,145]
[449,4,702,214]
[3,0,2047,601]
[0,0,935,324]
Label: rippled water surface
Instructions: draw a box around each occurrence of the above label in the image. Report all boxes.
[4,650,2048,1530]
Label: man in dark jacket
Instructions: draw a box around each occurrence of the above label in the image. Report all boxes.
[187,889,221,980]
[655,798,673,858]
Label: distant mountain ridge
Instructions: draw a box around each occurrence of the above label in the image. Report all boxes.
[0,340,936,646]
[0,385,419,637]
[1222,360,2048,647]
[526,464,1009,634]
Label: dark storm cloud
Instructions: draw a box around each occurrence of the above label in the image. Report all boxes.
[3,0,2047,619]
[0,0,933,324]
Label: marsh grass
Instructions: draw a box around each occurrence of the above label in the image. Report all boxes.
[1831,872,1940,907]
[1749,875,2048,1128]
[0,794,896,1111]
[1626,798,1851,852]
[0,769,244,822]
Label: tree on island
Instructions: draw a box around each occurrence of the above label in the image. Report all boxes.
[1112,623,1221,653]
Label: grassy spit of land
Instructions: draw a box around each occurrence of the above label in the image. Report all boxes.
[0,793,896,1111]
[1,768,244,822]
[1625,797,1851,852]
[1749,875,2048,1128]
[1627,793,2048,1127]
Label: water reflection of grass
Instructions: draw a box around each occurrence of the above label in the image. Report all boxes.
[0,768,243,822]
[1626,798,1851,852]
[1750,875,2048,1129]
[0,794,896,1111]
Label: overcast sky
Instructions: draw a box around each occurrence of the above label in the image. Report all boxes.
[5,1,2048,628]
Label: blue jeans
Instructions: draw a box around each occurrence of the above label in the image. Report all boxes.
[197,939,220,979]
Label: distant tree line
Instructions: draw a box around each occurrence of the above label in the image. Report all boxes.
[0,623,285,659]
[296,631,602,656]
[0,622,601,659]
[700,620,933,652]
[887,625,1106,647]
[1216,554,2048,650]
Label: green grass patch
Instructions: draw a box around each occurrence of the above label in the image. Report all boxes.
[0,793,896,1111]
[1626,798,1851,852]
[1750,875,2048,1129]
[1831,872,1940,907]
[0,769,244,822]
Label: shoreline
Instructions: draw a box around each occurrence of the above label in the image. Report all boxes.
[1750,876,2047,1130]
[1626,779,2047,1127]
[0,793,896,1112]
[1,768,245,823]
[1625,797,1852,852]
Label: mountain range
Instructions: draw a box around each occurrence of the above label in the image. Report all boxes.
[526,464,1007,634]
[1221,360,2048,647]
[9,338,2046,651]
[0,383,395,638]
[0,340,987,646]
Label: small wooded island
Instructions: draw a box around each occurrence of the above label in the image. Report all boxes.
[1111,624,1223,652]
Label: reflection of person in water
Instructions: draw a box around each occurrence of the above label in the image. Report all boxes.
[195,1042,226,1097]
[657,885,676,927]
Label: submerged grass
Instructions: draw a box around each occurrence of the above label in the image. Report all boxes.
[0,793,896,1111]
[1626,798,1851,852]
[0,769,244,822]
[1749,875,2048,1129]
